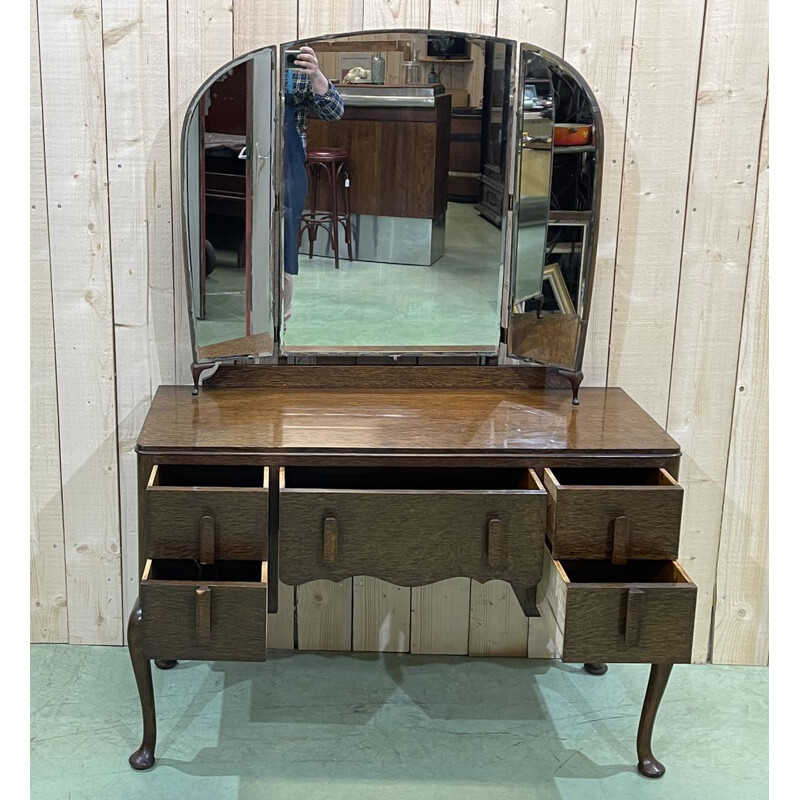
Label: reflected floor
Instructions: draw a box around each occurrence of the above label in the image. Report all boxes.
[30,646,767,800]
[286,202,503,348]
[196,202,504,350]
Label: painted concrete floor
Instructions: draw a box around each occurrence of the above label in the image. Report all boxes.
[196,202,505,350]
[31,646,766,800]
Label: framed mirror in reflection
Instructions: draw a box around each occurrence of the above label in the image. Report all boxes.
[180,30,602,380]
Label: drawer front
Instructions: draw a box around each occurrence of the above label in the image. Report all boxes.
[537,550,696,664]
[544,467,683,561]
[279,468,547,586]
[144,465,269,561]
[140,559,267,661]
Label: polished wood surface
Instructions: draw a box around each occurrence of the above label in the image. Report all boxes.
[137,384,680,455]
[306,94,451,219]
[544,466,684,560]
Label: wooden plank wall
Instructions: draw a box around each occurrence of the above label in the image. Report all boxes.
[30,0,769,665]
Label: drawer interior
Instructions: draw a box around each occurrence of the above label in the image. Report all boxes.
[151,464,268,488]
[282,466,540,491]
[559,559,691,585]
[548,467,676,487]
[144,559,265,583]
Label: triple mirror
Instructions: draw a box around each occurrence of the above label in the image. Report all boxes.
[182,30,601,373]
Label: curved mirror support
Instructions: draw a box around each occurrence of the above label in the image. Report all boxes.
[180,32,602,374]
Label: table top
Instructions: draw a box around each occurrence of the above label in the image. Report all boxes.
[137,385,679,456]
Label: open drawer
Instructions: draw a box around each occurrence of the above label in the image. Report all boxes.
[279,466,547,585]
[140,559,267,661]
[536,549,696,663]
[544,467,683,561]
[144,464,269,562]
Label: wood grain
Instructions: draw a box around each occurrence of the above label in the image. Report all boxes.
[607,0,705,423]
[103,0,176,642]
[667,0,768,663]
[297,579,353,650]
[39,0,123,644]
[234,0,297,55]
[267,579,296,649]
[429,0,496,36]
[712,95,769,666]
[563,0,636,386]
[353,578,411,652]
[411,579,471,654]
[496,1,567,53]
[362,0,428,29]
[468,580,529,656]
[138,385,681,454]
[298,1,364,39]
[30,1,68,643]
[544,467,683,560]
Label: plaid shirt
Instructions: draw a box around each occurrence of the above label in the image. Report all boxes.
[286,71,344,150]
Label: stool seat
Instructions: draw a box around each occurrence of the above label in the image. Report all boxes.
[306,147,348,162]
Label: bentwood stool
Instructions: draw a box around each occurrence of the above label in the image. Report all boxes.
[300,147,353,269]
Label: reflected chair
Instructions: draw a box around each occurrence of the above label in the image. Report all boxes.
[300,147,354,269]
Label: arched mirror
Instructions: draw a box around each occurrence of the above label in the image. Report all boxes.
[181,31,602,381]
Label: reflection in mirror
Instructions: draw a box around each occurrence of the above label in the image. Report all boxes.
[185,48,275,360]
[512,52,553,308]
[280,32,512,351]
[508,46,600,372]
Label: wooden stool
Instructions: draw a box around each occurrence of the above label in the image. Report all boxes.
[300,147,353,269]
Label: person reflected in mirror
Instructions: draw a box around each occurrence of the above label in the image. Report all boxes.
[283,45,344,329]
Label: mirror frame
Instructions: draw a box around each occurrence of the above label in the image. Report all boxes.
[180,30,603,375]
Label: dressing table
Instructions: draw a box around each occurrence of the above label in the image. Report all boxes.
[128,29,697,780]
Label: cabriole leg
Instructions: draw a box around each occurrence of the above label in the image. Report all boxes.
[128,600,156,770]
[637,662,673,778]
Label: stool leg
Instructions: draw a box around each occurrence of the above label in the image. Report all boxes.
[307,163,319,259]
[327,162,340,269]
[342,165,353,262]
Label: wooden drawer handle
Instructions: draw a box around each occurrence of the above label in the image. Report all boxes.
[625,587,645,646]
[611,515,629,565]
[196,586,211,644]
[487,518,504,567]
[199,515,215,564]
[323,517,338,565]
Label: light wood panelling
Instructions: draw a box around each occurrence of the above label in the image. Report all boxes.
[268,580,296,649]
[353,578,411,652]
[38,0,123,645]
[497,1,566,52]
[233,0,297,54]
[608,0,705,424]
[30,0,769,664]
[429,0,496,35]
[299,1,364,38]
[103,0,175,637]
[297,579,353,650]
[363,0,428,28]
[411,579,470,654]
[168,2,234,384]
[667,0,768,663]
[469,581,529,657]
[30,0,68,644]
[712,98,769,666]
[563,0,636,387]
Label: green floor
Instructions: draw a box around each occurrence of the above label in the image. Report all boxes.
[31,646,767,800]
[196,202,504,350]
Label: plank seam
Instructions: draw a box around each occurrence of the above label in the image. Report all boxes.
[665,0,710,425]
[709,83,769,663]
[605,0,640,389]
[33,0,69,644]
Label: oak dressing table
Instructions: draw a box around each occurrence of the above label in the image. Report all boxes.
[127,29,697,780]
